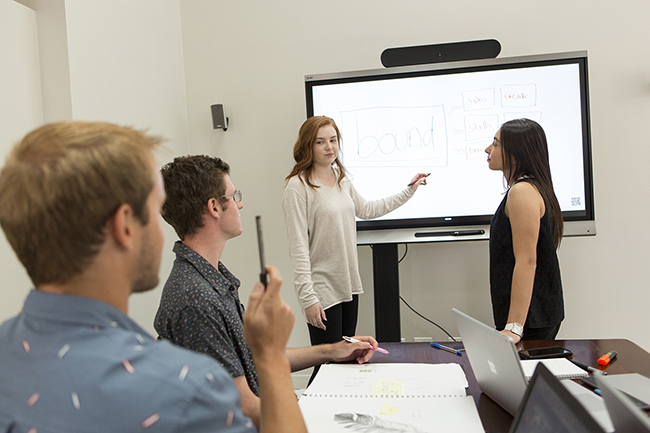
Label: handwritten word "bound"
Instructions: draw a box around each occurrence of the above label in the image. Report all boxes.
[356,126,435,159]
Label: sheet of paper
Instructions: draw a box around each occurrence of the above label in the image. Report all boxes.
[303,363,469,397]
[299,395,483,433]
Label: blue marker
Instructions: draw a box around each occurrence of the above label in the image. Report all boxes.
[431,342,462,355]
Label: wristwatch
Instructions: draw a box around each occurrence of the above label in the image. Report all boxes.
[504,322,523,337]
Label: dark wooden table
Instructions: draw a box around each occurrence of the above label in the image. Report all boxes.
[367,339,650,433]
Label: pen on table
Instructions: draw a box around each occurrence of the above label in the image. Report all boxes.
[431,342,463,356]
[407,173,431,187]
[597,350,617,366]
[571,359,606,375]
[342,336,389,354]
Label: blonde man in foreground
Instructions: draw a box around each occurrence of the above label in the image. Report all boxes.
[0,121,306,433]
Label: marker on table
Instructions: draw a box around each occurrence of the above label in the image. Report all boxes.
[407,173,431,187]
[597,350,617,366]
[431,342,463,356]
[342,336,389,354]
[571,359,606,375]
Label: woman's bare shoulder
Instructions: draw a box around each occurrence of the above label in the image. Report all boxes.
[506,181,544,217]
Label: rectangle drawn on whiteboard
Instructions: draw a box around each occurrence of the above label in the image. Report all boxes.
[501,84,537,108]
[464,114,499,143]
[339,106,448,168]
[462,88,495,112]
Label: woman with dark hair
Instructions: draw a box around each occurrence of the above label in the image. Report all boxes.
[485,118,564,343]
[283,116,427,354]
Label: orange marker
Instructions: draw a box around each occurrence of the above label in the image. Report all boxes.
[597,350,617,366]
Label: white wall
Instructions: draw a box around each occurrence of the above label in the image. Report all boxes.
[0,0,43,320]
[0,0,189,334]
[59,0,187,332]
[177,0,650,353]
[2,0,650,359]
[60,0,189,330]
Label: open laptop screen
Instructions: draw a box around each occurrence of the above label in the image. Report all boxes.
[509,363,604,433]
[452,308,527,415]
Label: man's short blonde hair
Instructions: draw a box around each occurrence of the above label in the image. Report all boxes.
[0,121,162,286]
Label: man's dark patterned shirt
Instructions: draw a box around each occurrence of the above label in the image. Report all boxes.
[154,241,259,396]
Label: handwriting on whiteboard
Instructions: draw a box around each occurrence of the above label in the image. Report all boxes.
[339,106,448,168]
[501,84,537,107]
[335,84,542,168]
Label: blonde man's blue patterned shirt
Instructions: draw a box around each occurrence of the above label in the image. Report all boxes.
[0,290,254,432]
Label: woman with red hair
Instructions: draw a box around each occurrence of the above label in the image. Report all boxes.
[283,116,427,373]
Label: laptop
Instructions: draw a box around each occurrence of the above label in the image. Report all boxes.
[595,373,650,432]
[452,308,528,415]
[508,362,605,433]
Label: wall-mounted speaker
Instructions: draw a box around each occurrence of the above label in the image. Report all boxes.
[211,104,228,131]
[381,39,501,68]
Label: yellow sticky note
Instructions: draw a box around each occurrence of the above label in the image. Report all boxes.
[380,404,401,416]
[371,380,402,396]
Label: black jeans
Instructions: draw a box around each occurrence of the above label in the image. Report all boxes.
[307,295,359,384]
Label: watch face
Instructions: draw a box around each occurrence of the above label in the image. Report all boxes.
[506,323,523,336]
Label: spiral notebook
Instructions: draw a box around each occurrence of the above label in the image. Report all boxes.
[299,363,484,433]
[520,358,589,380]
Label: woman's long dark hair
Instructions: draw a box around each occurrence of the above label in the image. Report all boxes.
[285,116,347,189]
[500,119,563,247]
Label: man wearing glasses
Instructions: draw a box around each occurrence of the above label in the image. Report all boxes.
[154,155,378,429]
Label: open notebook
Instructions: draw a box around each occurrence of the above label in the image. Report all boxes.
[520,358,589,380]
[299,363,484,433]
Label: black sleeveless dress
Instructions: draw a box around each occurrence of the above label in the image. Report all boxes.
[489,181,564,332]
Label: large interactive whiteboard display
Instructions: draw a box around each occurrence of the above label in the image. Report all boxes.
[305,51,595,243]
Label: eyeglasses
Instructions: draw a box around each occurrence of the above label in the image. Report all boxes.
[221,190,243,203]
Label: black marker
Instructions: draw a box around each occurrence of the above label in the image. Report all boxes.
[571,359,604,375]
[407,173,431,187]
[255,216,267,288]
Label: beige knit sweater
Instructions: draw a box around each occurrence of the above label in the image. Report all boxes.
[282,174,414,313]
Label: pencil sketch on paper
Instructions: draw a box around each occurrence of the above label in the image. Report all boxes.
[334,413,427,433]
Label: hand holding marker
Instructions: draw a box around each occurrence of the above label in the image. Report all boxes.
[342,336,389,354]
[408,173,431,187]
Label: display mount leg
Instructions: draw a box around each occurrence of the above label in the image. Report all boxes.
[371,243,401,342]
